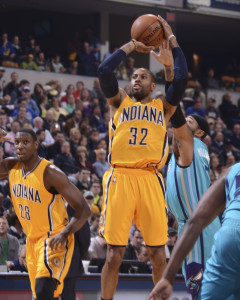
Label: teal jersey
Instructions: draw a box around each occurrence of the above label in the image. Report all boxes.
[166,138,211,221]
[166,137,221,290]
[223,162,240,222]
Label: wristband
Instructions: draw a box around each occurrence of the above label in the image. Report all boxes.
[168,34,175,41]
[131,39,138,50]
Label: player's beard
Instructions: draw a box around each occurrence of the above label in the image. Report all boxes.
[132,87,146,102]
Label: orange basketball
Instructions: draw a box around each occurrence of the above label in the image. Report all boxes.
[131,14,164,49]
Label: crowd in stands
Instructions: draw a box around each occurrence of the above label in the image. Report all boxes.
[0,35,240,276]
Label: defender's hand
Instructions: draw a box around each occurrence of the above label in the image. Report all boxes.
[147,278,173,300]
[151,40,173,67]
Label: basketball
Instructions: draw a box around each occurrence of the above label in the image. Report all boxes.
[131,14,164,49]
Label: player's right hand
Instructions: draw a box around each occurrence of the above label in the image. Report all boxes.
[147,278,173,300]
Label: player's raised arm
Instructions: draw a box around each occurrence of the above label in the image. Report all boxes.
[147,171,228,300]
[151,15,188,123]
[45,165,91,251]
[97,40,153,110]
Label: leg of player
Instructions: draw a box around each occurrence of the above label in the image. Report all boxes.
[101,245,125,300]
[147,246,167,284]
[35,277,58,300]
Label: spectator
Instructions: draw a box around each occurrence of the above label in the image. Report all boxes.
[20,53,39,71]
[185,98,206,118]
[84,27,101,62]
[219,93,239,128]
[60,84,76,107]
[90,212,101,237]
[90,180,101,206]
[47,131,65,160]
[33,116,54,146]
[69,127,81,157]
[204,68,220,89]
[205,97,220,120]
[93,148,110,179]
[0,216,19,265]
[50,54,66,73]
[88,127,100,153]
[18,86,40,116]
[6,244,27,272]
[68,61,78,75]
[12,103,33,127]
[136,244,152,274]
[0,33,16,63]
[11,36,23,63]
[54,140,79,176]
[8,214,26,245]
[36,51,48,72]
[76,168,91,192]
[166,228,177,256]
[84,191,100,215]
[0,67,6,99]
[73,81,84,101]
[36,129,48,158]
[31,83,45,104]
[4,121,21,157]
[64,94,76,115]
[49,96,68,122]
[43,109,57,131]
[210,155,221,180]
[3,71,19,100]
[24,36,38,58]
[123,229,144,260]
[211,132,225,154]
[230,123,240,151]
[77,41,97,76]
[123,56,137,81]
[90,104,104,131]
[75,145,95,175]
[79,88,92,115]
[64,109,82,136]
[88,236,107,259]
[0,112,10,132]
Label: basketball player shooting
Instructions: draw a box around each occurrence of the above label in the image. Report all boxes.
[0,128,91,300]
[97,15,188,300]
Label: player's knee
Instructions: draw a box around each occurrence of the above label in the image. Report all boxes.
[35,277,57,300]
[106,247,124,268]
[148,246,166,266]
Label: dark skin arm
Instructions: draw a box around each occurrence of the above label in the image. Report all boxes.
[172,124,194,167]
[44,164,91,251]
[147,171,228,300]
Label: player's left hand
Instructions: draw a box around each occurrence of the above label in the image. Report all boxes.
[48,232,68,251]
[150,40,173,67]
[147,278,173,300]
[133,39,155,53]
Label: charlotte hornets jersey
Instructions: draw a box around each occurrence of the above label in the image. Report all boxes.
[108,95,169,169]
[9,159,69,240]
[223,162,240,221]
[166,137,211,221]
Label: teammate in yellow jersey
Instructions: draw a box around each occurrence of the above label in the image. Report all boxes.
[97,16,188,300]
[0,128,90,300]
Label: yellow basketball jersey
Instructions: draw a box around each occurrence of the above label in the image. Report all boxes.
[9,159,69,240]
[108,95,169,168]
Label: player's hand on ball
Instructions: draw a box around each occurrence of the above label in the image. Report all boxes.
[151,40,173,67]
[49,232,68,251]
[157,15,173,40]
[133,39,155,53]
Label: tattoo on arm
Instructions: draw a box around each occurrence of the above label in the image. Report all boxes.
[165,66,174,82]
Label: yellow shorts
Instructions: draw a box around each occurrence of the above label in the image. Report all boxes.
[100,166,168,246]
[26,231,74,298]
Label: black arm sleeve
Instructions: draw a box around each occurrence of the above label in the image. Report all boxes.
[165,47,188,106]
[97,49,126,98]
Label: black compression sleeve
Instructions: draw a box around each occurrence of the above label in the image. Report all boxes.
[170,105,186,128]
[97,49,126,98]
